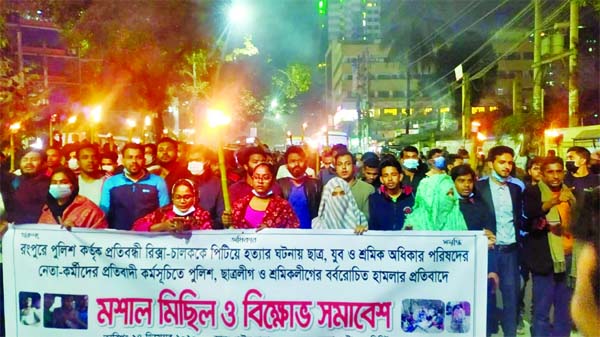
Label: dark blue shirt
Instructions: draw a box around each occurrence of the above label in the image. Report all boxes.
[288,184,311,229]
[368,190,414,230]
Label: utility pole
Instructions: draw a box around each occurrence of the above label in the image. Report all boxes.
[461,72,471,140]
[513,76,522,115]
[532,0,542,116]
[568,0,579,127]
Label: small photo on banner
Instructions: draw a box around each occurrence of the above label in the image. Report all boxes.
[401,299,445,333]
[446,301,471,333]
[43,293,89,329]
[19,291,42,327]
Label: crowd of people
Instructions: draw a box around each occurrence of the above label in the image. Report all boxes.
[0,136,598,337]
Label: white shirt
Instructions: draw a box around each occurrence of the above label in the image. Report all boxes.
[78,175,106,206]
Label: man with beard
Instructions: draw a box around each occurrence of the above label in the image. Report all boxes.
[277,146,322,229]
[100,143,169,230]
[185,145,225,229]
[77,144,106,206]
[45,145,63,175]
[524,156,576,337]
[5,149,50,224]
[151,137,186,191]
[476,146,523,337]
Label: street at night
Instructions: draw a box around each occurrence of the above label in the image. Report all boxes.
[0,1,599,336]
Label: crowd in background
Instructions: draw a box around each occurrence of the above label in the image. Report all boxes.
[0,136,598,337]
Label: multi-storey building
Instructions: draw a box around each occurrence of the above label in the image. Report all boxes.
[326,0,381,42]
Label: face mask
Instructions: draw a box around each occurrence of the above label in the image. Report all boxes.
[433,156,446,170]
[252,189,274,198]
[67,158,79,170]
[49,184,72,199]
[144,155,154,166]
[565,160,578,174]
[402,158,419,171]
[102,165,114,173]
[187,161,205,176]
[173,205,195,216]
[491,169,508,183]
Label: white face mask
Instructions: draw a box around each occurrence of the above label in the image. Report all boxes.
[49,184,73,199]
[102,165,114,173]
[67,158,79,170]
[187,161,205,176]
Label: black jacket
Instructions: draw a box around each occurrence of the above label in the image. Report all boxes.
[475,177,524,241]
[277,177,322,220]
[522,184,555,275]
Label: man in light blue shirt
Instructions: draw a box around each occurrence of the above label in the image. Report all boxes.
[476,146,523,337]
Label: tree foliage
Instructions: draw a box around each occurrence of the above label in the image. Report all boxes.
[495,113,545,156]
[271,63,311,101]
[26,0,216,135]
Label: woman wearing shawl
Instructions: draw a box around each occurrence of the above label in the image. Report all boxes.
[404,173,467,231]
[312,176,368,234]
[231,163,299,229]
[38,167,107,229]
[132,179,212,232]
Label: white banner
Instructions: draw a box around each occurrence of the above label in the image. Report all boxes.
[3,225,487,337]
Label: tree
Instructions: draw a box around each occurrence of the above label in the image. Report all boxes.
[494,113,545,156]
[33,0,216,137]
[0,59,48,143]
[272,63,312,101]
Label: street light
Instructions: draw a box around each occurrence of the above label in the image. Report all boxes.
[90,105,102,143]
[227,1,251,29]
[207,108,232,224]
[144,116,152,143]
[287,130,293,146]
[9,122,21,172]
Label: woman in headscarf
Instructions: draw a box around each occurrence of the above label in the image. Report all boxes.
[312,176,367,233]
[231,163,299,229]
[38,167,108,229]
[132,179,212,232]
[404,173,467,231]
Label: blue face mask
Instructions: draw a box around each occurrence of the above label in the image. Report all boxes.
[402,158,419,171]
[433,156,446,170]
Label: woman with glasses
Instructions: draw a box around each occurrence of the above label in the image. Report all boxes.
[132,179,212,232]
[231,163,299,229]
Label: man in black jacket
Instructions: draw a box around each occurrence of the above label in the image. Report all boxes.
[523,156,575,337]
[475,146,523,337]
[6,149,50,224]
[277,146,321,229]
